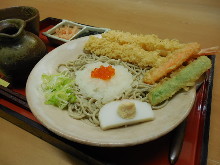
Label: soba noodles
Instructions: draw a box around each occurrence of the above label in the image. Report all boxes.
[56,54,167,126]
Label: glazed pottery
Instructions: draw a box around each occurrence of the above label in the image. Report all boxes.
[0,6,40,36]
[0,19,47,86]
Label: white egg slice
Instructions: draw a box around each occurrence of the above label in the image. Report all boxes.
[99,99,155,130]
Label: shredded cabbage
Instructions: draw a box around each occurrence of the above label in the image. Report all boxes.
[41,72,76,109]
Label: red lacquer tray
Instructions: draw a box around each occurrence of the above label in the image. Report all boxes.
[0,17,215,165]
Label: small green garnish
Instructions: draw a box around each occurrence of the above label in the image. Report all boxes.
[41,72,76,109]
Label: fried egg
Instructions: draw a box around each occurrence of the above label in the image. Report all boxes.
[99,99,155,130]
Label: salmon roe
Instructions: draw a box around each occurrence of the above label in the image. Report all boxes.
[91,65,115,80]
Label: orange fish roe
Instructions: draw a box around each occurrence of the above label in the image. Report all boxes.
[91,65,115,80]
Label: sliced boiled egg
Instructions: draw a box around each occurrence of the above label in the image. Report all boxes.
[99,99,155,130]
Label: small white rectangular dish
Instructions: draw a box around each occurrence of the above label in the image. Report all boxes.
[42,20,86,45]
[43,19,110,45]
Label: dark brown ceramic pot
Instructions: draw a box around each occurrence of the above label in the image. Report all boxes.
[0,19,47,86]
[0,6,40,36]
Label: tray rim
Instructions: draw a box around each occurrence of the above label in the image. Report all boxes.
[0,17,215,165]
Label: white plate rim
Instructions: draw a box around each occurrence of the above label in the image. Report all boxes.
[26,35,196,147]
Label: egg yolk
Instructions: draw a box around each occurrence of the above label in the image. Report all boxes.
[91,65,115,80]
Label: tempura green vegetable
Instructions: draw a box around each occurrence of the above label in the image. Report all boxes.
[148,56,212,106]
[41,72,76,109]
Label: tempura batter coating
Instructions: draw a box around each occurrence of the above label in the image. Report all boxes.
[84,30,185,67]
[84,36,160,67]
[101,30,185,53]
[148,56,211,106]
[144,42,201,84]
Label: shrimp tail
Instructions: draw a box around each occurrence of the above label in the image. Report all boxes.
[197,46,219,56]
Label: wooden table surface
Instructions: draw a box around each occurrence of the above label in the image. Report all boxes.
[1,0,220,164]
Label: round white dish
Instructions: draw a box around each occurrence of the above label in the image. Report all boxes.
[26,36,196,147]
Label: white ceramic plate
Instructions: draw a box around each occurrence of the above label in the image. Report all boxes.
[26,36,196,147]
